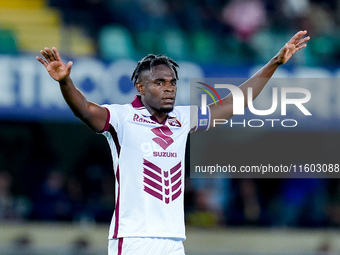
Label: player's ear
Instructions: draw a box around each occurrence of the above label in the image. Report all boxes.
[135,82,145,95]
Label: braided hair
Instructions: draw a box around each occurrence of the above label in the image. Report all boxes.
[131,54,179,85]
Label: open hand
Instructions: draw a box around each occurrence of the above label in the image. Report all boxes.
[36,47,73,82]
[275,30,310,65]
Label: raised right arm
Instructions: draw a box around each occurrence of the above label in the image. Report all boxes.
[36,47,107,132]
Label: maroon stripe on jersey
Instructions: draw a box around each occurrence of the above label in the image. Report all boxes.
[102,107,111,132]
[172,188,182,201]
[108,124,121,156]
[172,179,182,192]
[171,170,181,183]
[143,159,162,174]
[170,162,181,175]
[144,177,162,192]
[143,169,162,183]
[172,189,182,201]
[117,238,123,255]
[144,186,162,201]
[131,95,144,108]
[113,166,120,238]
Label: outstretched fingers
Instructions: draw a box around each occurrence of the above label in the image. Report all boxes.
[52,47,61,61]
[291,31,310,47]
[36,47,62,67]
[36,56,48,67]
[300,34,310,43]
[44,47,56,62]
[39,50,49,62]
[294,36,310,54]
[276,30,310,65]
[296,43,308,51]
[289,30,308,44]
[66,61,73,69]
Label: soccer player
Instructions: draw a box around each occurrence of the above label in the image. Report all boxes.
[36,30,309,255]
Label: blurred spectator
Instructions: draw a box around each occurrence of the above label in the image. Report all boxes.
[187,178,230,227]
[327,179,340,226]
[48,0,111,38]
[31,170,73,221]
[227,179,263,226]
[69,236,93,255]
[66,176,88,221]
[105,0,144,32]
[282,0,310,20]
[0,171,29,222]
[93,174,115,222]
[275,178,328,227]
[0,171,14,220]
[222,0,267,41]
[9,235,33,255]
[317,240,335,255]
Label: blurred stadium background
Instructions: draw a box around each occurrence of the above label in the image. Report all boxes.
[1,0,340,254]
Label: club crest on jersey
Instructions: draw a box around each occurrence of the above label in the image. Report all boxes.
[167,118,181,127]
[151,125,174,150]
[143,159,182,204]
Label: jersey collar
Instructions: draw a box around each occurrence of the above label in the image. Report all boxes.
[131,95,176,118]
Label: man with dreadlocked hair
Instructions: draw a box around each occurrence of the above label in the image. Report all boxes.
[131,54,180,84]
[37,30,309,255]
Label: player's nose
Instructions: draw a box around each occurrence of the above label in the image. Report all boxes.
[164,82,176,92]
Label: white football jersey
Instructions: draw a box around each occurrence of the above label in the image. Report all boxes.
[102,96,209,240]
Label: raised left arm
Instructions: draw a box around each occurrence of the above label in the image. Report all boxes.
[209,30,310,126]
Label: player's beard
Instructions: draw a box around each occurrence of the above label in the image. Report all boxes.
[159,106,174,113]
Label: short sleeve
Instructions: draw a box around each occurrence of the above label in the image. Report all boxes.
[100,104,130,134]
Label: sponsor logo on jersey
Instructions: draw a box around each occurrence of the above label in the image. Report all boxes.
[143,159,182,204]
[153,151,178,157]
[133,114,157,124]
[151,125,174,150]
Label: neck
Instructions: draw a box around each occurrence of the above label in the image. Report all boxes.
[145,105,168,124]
[140,96,170,124]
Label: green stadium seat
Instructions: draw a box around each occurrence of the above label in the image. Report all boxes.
[191,30,219,63]
[220,34,249,65]
[135,30,159,57]
[0,29,18,54]
[307,34,338,66]
[251,29,291,63]
[157,28,190,60]
[99,25,135,60]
